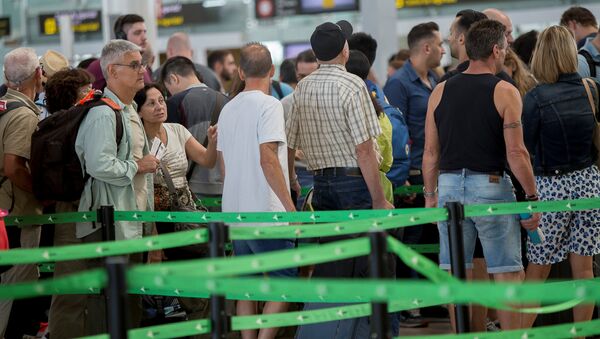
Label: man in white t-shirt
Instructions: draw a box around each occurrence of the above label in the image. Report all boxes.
[217,42,297,339]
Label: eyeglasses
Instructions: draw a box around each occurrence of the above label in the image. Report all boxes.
[112,62,147,72]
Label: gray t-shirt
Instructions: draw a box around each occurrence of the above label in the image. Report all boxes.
[166,84,229,195]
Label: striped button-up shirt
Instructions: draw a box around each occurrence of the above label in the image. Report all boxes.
[286,64,381,170]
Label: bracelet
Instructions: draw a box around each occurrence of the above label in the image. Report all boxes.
[423,186,437,198]
[525,193,539,201]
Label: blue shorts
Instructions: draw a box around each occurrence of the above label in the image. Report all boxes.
[232,239,298,277]
[437,170,523,274]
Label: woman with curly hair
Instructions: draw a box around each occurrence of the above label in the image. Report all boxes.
[44,68,94,114]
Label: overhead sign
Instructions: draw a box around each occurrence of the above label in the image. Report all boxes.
[396,0,463,8]
[0,17,10,37]
[157,2,220,27]
[39,10,101,35]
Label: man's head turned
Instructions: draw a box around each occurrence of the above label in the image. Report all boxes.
[161,56,201,95]
[466,19,508,71]
[448,9,487,59]
[3,47,42,94]
[407,22,445,69]
[167,32,193,59]
[208,50,237,82]
[310,20,353,64]
[113,14,147,50]
[483,8,513,45]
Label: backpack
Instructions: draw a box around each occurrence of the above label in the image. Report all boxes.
[579,49,600,78]
[30,90,123,202]
[365,80,411,186]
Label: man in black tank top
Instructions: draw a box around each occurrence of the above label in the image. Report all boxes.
[421,20,541,331]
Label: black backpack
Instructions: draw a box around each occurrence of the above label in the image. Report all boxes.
[30,91,123,202]
[579,49,600,78]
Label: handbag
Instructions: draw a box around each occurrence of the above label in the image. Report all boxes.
[159,162,208,258]
[582,78,600,167]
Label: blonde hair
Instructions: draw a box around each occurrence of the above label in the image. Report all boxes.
[504,48,537,97]
[530,25,577,84]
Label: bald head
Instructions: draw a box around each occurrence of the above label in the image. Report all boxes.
[240,43,272,79]
[484,8,514,45]
[167,32,193,59]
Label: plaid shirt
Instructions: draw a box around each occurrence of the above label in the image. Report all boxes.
[286,64,381,170]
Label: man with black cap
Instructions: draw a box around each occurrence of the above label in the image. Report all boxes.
[288,20,393,339]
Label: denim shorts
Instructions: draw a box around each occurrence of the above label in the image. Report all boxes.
[437,170,523,274]
[232,239,297,277]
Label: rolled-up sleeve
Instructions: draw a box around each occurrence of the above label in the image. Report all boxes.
[76,108,138,186]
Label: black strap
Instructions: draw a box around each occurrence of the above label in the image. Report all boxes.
[580,49,598,78]
[272,80,284,99]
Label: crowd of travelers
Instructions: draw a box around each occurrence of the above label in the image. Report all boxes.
[0,5,599,339]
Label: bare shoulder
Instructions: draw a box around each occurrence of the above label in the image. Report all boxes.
[428,81,446,108]
[495,80,520,98]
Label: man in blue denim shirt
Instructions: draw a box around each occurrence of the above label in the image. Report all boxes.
[383,22,444,180]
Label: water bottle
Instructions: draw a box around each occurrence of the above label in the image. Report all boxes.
[519,213,544,244]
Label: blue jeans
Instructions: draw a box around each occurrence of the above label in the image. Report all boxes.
[232,239,297,277]
[298,174,374,338]
[437,170,523,273]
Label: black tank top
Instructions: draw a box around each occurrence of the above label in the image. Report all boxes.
[434,73,506,172]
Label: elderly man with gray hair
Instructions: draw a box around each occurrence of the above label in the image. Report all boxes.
[0,47,44,338]
[70,39,159,334]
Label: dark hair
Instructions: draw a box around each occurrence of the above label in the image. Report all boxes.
[296,49,316,65]
[466,19,506,61]
[279,59,297,84]
[76,57,97,69]
[348,32,378,66]
[114,14,145,38]
[346,50,370,80]
[407,22,439,50]
[239,43,272,78]
[395,49,411,61]
[560,6,597,28]
[512,30,538,66]
[161,56,201,84]
[455,9,487,33]
[134,83,166,113]
[207,50,231,70]
[44,68,94,114]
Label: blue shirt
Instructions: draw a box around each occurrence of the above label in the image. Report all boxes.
[271,81,293,100]
[383,60,438,170]
[578,37,600,80]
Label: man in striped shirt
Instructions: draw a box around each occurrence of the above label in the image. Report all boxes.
[288,20,393,337]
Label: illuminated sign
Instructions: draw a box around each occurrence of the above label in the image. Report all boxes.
[157,3,219,27]
[39,10,101,35]
[0,17,10,37]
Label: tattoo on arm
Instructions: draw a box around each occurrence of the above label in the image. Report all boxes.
[503,121,522,129]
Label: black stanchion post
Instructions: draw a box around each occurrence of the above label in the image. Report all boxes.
[369,231,392,339]
[105,256,129,338]
[99,205,116,241]
[445,201,470,333]
[209,222,230,339]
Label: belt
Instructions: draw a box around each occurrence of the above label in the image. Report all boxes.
[409,169,422,176]
[535,161,591,176]
[313,167,362,177]
[440,169,504,176]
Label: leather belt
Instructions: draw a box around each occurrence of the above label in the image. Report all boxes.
[313,167,362,177]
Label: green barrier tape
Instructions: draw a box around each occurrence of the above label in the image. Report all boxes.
[0,268,105,300]
[407,243,439,253]
[38,263,54,273]
[125,275,600,304]
[5,211,96,226]
[229,212,446,240]
[464,198,600,218]
[387,237,457,284]
[400,318,600,339]
[131,237,370,278]
[0,228,208,265]
[394,185,423,195]
[114,207,435,224]
[81,319,211,339]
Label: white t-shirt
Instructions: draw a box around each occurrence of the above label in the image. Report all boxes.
[217,90,289,221]
[152,123,193,189]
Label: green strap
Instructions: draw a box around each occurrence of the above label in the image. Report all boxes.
[0,228,208,265]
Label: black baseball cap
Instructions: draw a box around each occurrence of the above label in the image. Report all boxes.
[310,20,353,61]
